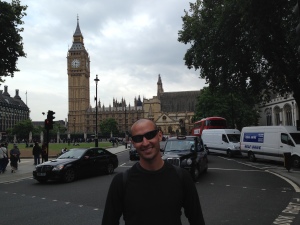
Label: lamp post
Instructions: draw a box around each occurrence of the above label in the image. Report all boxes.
[94,74,100,147]
[73,117,75,144]
[292,101,295,126]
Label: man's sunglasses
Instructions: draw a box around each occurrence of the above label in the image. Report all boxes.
[131,130,158,143]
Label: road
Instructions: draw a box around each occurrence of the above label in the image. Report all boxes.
[1,150,300,225]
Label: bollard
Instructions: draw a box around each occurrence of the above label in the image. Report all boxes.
[283,152,292,172]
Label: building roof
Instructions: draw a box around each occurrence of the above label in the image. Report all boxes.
[70,17,85,51]
[0,86,29,110]
[160,91,200,112]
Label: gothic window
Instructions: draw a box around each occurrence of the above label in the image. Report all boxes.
[274,107,281,125]
[265,108,272,126]
[285,104,292,126]
[179,119,185,128]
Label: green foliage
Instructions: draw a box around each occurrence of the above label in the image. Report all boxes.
[0,0,27,81]
[195,87,259,130]
[10,119,33,140]
[178,0,300,114]
[100,118,119,137]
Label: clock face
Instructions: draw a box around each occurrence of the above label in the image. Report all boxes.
[71,59,80,68]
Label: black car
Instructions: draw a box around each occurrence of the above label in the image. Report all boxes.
[162,135,208,181]
[33,147,118,183]
[129,145,139,160]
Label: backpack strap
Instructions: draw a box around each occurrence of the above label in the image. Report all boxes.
[123,168,130,189]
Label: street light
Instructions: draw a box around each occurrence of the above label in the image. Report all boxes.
[94,74,100,147]
[73,117,75,144]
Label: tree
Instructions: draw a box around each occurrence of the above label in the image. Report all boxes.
[10,119,34,140]
[178,0,300,116]
[194,87,260,130]
[100,118,119,137]
[0,0,27,81]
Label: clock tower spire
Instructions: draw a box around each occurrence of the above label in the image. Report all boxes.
[67,17,90,135]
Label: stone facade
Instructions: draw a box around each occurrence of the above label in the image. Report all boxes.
[67,18,90,134]
[0,86,30,135]
[258,93,299,127]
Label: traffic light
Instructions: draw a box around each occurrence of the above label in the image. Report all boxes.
[47,110,55,130]
[44,119,50,130]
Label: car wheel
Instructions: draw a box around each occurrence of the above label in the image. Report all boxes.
[227,150,233,158]
[36,178,48,183]
[106,163,114,174]
[203,158,208,173]
[248,152,256,162]
[63,168,76,183]
[292,156,300,168]
[191,164,200,181]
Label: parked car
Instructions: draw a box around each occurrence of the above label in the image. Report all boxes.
[33,147,118,183]
[162,135,208,181]
[129,145,139,160]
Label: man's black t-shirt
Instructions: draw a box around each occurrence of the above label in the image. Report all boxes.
[102,161,205,225]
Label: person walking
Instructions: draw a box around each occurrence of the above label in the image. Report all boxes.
[1,143,9,173]
[102,119,205,225]
[32,142,42,165]
[10,144,20,173]
[41,143,48,163]
[0,143,8,173]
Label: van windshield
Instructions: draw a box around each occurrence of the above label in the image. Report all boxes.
[290,133,300,144]
[227,134,240,143]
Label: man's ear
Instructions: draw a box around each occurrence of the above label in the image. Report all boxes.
[158,131,163,141]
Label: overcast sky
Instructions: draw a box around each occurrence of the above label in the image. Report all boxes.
[3,0,207,122]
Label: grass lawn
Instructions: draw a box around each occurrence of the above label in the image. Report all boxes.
[7,142,115,158]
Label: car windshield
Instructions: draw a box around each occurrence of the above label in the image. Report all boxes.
[164,140,195,152]
[58,149,85,159]
[290,133,300,144]
[227,134,240,142]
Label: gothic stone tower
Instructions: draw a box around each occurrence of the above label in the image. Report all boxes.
[67,18,90,134]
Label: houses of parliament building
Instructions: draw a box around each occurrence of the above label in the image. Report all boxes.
[67,19,199,137]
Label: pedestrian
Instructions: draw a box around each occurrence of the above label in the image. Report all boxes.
[32,142,42,165]
[0,143,9,173]
[61,147,68,154]
[41,143,48,163]
[102,119,205,225]
[10,144,20,173]
[115,138,119,147]
[112,138,115,147]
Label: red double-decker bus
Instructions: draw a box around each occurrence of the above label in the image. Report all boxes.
[191,117,227,136]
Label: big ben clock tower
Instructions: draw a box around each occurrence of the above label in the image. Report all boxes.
[67,17,90,134]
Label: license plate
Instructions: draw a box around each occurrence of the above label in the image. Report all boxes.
[37,173,46,176]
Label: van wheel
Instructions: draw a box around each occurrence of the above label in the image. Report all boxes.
[292,156,300,168]
[205,147,210,155]
[227,150,233,158]
[248,152,256,162]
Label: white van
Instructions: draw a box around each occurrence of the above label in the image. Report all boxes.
[240,126,300,167]
[202,129,241,157]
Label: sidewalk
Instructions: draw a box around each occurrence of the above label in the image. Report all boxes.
[0,145,128,184]
[268,168,300,192]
